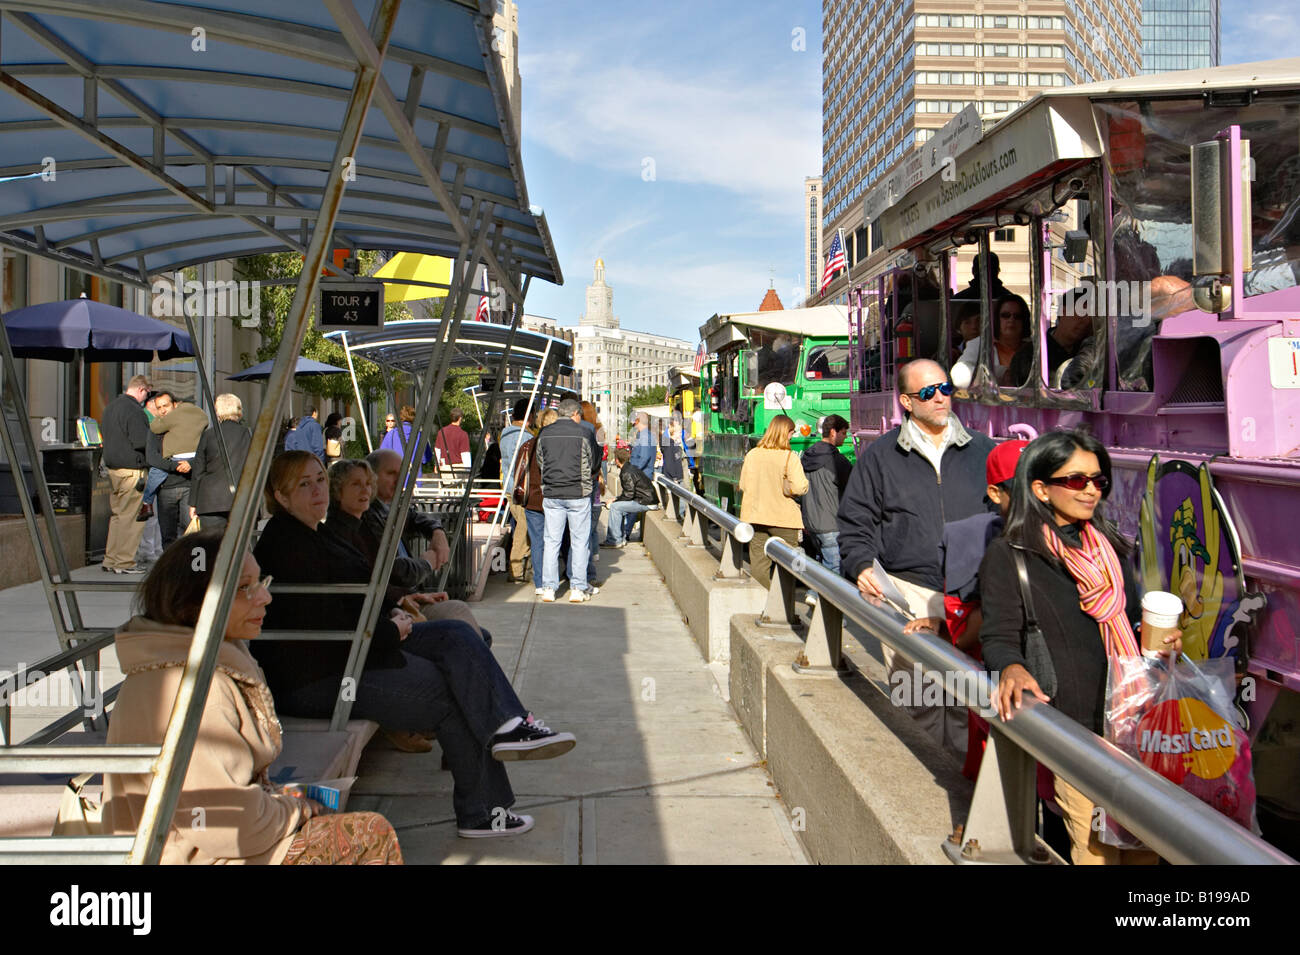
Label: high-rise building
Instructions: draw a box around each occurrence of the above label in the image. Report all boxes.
[804,177,823,301]
[818,1,1143,301]
[1141,0,1220,74]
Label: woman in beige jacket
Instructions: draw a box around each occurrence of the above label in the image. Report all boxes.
[739,414,809,593]
[104,530,403,864]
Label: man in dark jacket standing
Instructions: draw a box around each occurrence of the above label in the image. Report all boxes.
[603,448,660,547]
[536,398,599,603]
[800,414,852,593]
[837,359,994,754]
[187,393,252,534]
[101,374,152,573]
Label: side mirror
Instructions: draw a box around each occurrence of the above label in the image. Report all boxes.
[1062,230,1090,264]
[1190,136,1252,306]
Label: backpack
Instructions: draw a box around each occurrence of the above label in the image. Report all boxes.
[511,439,533,506]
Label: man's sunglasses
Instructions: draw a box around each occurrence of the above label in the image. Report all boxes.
[1043,472,1111,493]
[906,382,955,402]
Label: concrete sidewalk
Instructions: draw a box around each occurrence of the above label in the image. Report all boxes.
[348,541,809,864]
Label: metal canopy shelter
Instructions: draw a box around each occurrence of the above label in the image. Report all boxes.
[0,0,561,865]
[327,317,571,591]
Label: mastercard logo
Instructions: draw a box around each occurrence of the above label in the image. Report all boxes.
[1135,697,1238,783]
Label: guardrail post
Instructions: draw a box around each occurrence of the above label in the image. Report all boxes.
[943,724,1051,865]
[761,563,797,626]
[682,503,706,547]
[795,598,843,672]
[717,533,745,578]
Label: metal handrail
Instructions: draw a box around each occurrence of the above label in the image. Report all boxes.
[652,474,754,578]
[761,536,1296,866]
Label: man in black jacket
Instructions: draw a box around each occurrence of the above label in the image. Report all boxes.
[101,374,152,573]
[837,359,994,754]
[603,448,660,547]
[536,398,599,602]
[187,393,252,534]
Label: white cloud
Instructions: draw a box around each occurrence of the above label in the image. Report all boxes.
[520,50,821,214]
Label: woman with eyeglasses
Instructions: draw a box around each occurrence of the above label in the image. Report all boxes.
[979,428,1180,865]
[104,530,404,864]
[952,292,1031,387]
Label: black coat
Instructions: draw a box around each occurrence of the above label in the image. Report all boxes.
[327,504,431,595]
[100,393,148,469]
[617,463,657,506]
[800,440,853,535]
[251,512,404,699]
[837,420,995,591]
[188,419,251,515]
[979,528,1140,734]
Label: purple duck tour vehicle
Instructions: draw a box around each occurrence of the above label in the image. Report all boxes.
[844,59,1300,848]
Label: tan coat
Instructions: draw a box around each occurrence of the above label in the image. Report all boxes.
[104,618,305,864]
[738,446,809,528]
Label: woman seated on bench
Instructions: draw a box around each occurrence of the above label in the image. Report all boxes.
[251,450,576,838]
[321,458,490,646]
[104,530,404,864]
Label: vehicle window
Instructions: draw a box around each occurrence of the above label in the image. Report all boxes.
[742,329,802,393]
[804,344,849,379]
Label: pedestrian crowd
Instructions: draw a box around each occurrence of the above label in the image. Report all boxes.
[96,376,585,865]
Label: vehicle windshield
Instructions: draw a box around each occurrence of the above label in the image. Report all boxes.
[743,329,802,393]
[804,344,850,379]
[1098,93,1300,388]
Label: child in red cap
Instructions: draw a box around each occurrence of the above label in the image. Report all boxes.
[904,438,1028,778]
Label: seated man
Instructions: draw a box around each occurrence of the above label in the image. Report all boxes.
[602,448,660,547]
[1008,288,1097,388]
[364,448,450,570]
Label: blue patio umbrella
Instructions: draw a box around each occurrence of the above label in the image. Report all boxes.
[1,298,194,361]
[227,357,348,381]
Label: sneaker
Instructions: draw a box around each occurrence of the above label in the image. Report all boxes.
[534,587,544,596]
[457,811,535,839]
[569,588,592,603]
[102,564,144,575]
[614,540,627,549]
[600,539,619,548]
[491,718,576,761]
[540,588,556,602]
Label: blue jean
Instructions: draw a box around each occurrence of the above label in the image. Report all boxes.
[587,503,602,582]
[141,467,167,506]
[543,497,591,592]
[525,509,546,588]
[272,620,524,826]
[608,500,651,544]
[814,531,841,576]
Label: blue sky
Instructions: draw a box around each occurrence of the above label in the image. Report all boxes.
[518,0,1296,344]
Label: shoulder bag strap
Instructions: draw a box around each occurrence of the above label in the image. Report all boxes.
[1011,546,1038,631]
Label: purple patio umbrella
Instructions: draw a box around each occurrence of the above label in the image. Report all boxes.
[1,298,194,361]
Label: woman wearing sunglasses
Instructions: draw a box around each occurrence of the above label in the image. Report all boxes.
[979,428,1180,865]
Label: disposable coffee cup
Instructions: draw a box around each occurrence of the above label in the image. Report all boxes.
[1141,591,1183,657]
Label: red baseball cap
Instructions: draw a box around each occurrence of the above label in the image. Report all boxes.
[986,440,1029,486]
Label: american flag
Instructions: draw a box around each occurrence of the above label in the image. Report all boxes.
[818,230,846,295]
[474,293,489,322]
[692,341,706,373]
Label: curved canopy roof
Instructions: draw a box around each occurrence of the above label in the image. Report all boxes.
[326,318,572,377]
[0,0,562,290]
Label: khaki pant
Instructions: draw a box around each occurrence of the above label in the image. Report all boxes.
[507,501,530,580]
[105,467,147,570]
[420,598,486,641]
[748,525,800,594]
[883,571,968,759]
[1054,775,1160,866]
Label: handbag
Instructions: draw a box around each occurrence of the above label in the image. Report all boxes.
[781,452,795,497]
[511,441,532,506]
[52,773,101,836]
[1011,547,1058,699]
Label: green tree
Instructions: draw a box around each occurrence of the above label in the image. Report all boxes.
[624,384,668,422]
[233,250,420,404]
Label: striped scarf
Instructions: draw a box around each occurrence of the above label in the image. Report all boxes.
[1042,521,1141,660]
